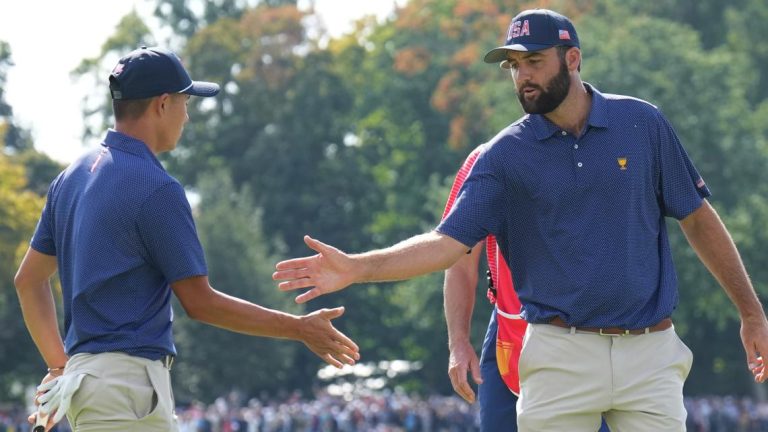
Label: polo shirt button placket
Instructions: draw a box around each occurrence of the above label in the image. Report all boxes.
[564,130,584,175]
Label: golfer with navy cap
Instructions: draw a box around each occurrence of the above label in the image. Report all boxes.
[273,9,768,432]
[15,46,359,431]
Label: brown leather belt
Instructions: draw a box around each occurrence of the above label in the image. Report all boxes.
[548,316,673,336]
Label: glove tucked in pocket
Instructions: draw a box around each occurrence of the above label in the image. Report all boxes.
[37,372,87,423]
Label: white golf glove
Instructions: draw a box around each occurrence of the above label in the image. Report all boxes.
[37,373,86,423]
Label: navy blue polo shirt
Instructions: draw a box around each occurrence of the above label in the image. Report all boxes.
[438,84,710,328]
[31,130,207,360]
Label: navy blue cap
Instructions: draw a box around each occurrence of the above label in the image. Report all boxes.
[484,9,579,64]
[109,46,220,100]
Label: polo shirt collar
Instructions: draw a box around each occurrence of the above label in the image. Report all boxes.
[103,129,165,170]
[530,82,608,141]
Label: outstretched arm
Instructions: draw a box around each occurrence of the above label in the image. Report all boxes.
[272,231,470,303]
[171,276,359,368]
[679,199,768,382]
[444,241,484,403]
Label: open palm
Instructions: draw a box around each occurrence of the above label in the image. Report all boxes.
[273,235,356,303]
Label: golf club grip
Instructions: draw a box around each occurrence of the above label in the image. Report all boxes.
[33,411,48,432]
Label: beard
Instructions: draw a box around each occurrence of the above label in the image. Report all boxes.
[516,61,571,114]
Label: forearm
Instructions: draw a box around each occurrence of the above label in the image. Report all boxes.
[445,273,477,346]
[176,275,357,367]
[354,231,469,283]
[188,289,304,340]
[444,244,482,348]
[16,280,68,369]
[680,201,765,321]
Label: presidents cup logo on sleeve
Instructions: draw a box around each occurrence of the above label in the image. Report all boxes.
[507,19,531,40]
[617,157,628,170]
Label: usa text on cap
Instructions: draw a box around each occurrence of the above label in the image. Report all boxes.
[484,9,579,64]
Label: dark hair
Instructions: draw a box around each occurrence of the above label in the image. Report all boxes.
[112,97,154,121]
[556,45,581,72]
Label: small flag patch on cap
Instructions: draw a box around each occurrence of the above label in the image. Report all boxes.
[559,29,571,40]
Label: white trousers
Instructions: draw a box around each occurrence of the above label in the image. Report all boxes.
[517,323,693,432]
[65,352,178,432]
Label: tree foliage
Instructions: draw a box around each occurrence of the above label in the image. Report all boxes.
[0,155,47,401]
[171,171,303,402]
[0,40,64,398]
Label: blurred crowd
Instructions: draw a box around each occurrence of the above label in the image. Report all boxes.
[175,389,476,432]
[0,389,477,432]
[685,395,768,432]
[6,392,768,431]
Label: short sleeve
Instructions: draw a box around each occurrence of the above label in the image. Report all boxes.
[441,147,483,220]
[136,182,207,283]
[30,179,59,256]
[437,147,506,247]
[656,110,711,220]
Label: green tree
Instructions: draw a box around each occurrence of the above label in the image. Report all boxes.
[599,0,747,49]
[723,0,768,105]
[0,154,46,402]
[171,171,302,401]
[166,4,381,258]
[12,150,65,196]
[0,42,64,402]
[152,0,273,40]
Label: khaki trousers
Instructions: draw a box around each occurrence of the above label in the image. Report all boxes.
[65,352,178,432]
[517,323,693,432]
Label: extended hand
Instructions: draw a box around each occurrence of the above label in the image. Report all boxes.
[299,306,360,368]
[448,339,483,403]
[273,236,356,303]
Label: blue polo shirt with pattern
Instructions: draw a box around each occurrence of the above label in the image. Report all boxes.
[437,84,710,328]
[31,129,207,360]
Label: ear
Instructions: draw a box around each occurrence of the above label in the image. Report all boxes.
[566,47,581,72]
[155,93,171,116]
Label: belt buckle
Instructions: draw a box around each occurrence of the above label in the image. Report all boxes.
[599,328,630,336]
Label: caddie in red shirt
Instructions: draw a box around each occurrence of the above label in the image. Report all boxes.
[442,145,525,431]
[442,147,610,432]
